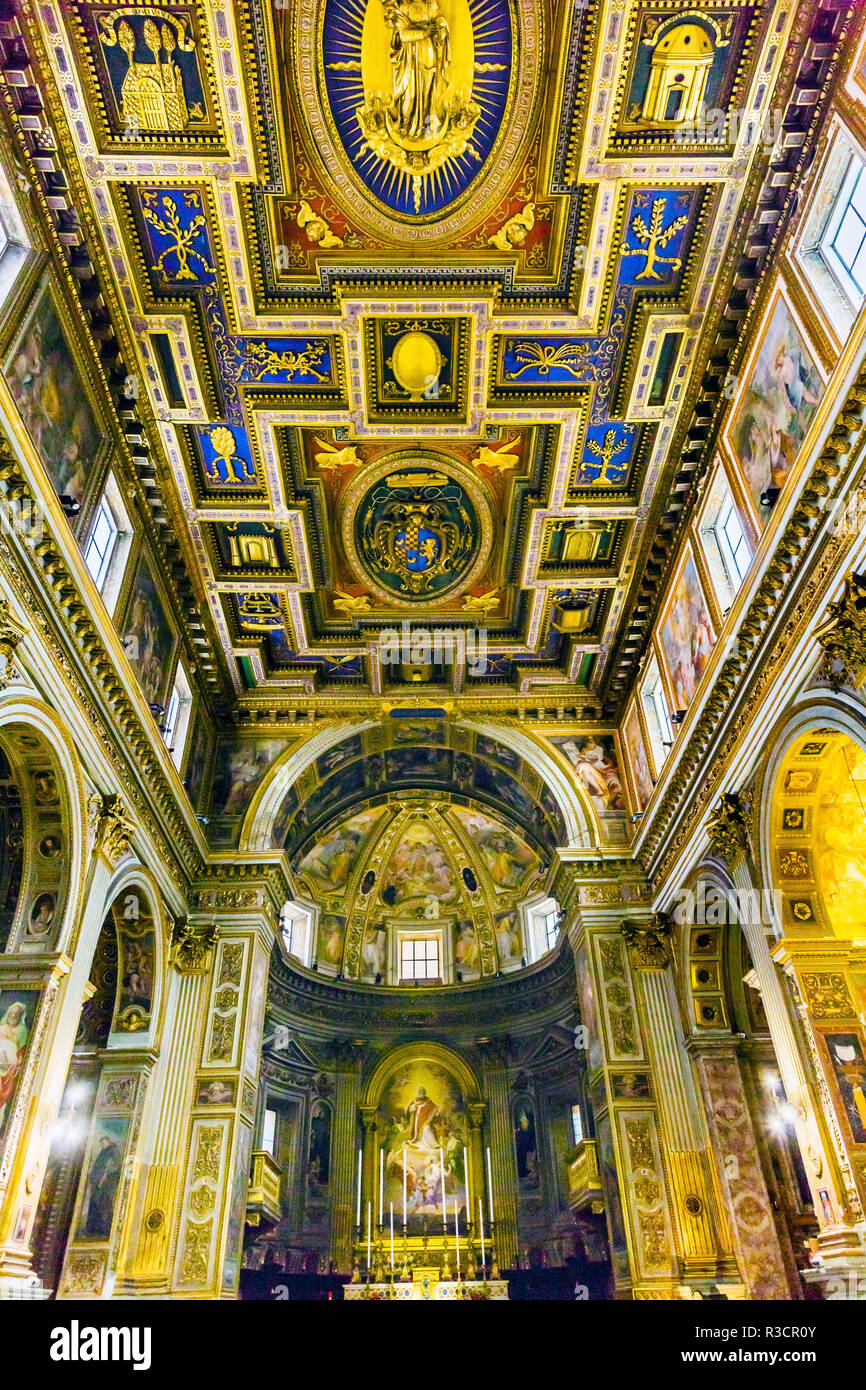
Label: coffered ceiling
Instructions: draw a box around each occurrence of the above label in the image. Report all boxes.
[7,0,845,718]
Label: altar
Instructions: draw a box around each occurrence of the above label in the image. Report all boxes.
[345,1268,509,1301]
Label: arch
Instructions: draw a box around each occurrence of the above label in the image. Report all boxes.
[755,691,866,942]
[95,862,169,1048]
[0,693,87,958]
[240,717,596,854]
[453,720,598,850]
[241,719,376,851]
[674,855,760,1038]
[360,1039,482,1109]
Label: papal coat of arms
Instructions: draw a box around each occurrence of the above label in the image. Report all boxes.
[356,470,477,599]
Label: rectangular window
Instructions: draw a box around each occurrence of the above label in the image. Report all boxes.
[647,332,683,406]
[642,665,674,772]
[162,685,181,749]
[571,1104,584,1147]
[83,496,119,591]
[699,468,753,612]
[544,909,559,952]
[400,937,440,981]
[262,1107,277,1157]
[718,498,750,586]
[820,155,866,310]
[150,331,186,409]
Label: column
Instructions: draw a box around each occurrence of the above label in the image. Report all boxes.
[688,1036,793,1299]
[559,848,744,1300]
[111,928,213,1294]
[632,940,740,1289]
[328,1042,364,1272]
[0,795,135,1283]
[169,891,276,1299]
[479,1041,518,1271]
[708,792,866,1289]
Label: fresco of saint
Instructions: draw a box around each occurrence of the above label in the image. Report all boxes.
[378,1061,467,1226]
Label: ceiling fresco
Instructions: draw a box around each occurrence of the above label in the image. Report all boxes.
[290,798,545,983]
[15,0,821,723]
[202,717,596,851]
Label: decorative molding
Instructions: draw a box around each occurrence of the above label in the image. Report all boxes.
[705,792,750,868]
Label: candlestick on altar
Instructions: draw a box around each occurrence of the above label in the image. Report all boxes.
[366,1201,372,1280]
[379,1148,384,1226]
[402,1144,407,1228]
[439,1145,446,1228]
[454,1197,460,1279]
[355,1148,362,1229]
[486,1145,494,1223]
[390,1203,395,1273]
[479,1197,486,1277]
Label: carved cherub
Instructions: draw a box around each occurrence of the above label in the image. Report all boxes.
[489,202,535,252]
[297,200,343,249]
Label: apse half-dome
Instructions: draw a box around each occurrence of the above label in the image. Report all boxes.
[291,799,546,984]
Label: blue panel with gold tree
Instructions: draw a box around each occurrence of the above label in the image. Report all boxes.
[195,424,259,488]
[576,423,637,488]
[139,188,216,285]
[618,189,693,288]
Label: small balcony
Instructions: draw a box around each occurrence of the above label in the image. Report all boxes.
[566,1139,603,1212]
[246,1151,282,1228]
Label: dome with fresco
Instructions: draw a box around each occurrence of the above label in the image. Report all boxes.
[289,799,546,985]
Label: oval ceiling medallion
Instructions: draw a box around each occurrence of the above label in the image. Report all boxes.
[342,458,492,605]
[320,0,513,217]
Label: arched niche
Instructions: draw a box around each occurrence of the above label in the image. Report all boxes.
[0,697,86,957]
[361,1042,482,1230]
[757,698,866,941]
[95,868,167,1049]
[674,858,770,1039]
[31,872,167,1288]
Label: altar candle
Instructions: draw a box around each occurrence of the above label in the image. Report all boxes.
[356,1148,362,1228]
[486,1145,494,1223]
[465,1144,472,1212]
[454,1196,460,1272]
[479,1198,486,1269]
[440,1146,447,1227]
[390,1203,395,1270]
[379,1148,384,1225]
[367,1200,371,1272]
[402,1145,407,1226]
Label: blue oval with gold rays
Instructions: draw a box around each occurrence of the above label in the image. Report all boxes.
[322,0,512,217]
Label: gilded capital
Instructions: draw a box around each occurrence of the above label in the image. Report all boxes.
[621,913,671,971]
[171,916,218,974]
[706,792,750,866]
[814,571,866,691]
[0,597,27,688]
[91,791,136,865]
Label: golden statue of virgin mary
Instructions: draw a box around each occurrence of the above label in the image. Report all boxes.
[385,0,451,141]
[356,0,481,211]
